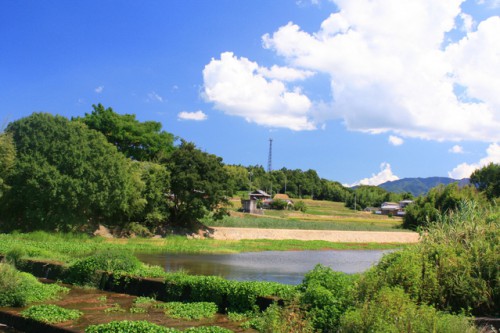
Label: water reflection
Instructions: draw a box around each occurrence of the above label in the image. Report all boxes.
[137,250,391,285]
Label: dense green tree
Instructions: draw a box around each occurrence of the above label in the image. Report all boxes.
[0,132,16,198]
[168,141,232,227]
[132,161,170,229]
[76,104,175,162]
[345,186,389,210]
[0,113,144,231]
[403,183,485,229]
[317,179,351,202]
[470,163,500,200]
[224,165,251,193]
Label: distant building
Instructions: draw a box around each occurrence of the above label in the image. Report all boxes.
[377,200,413,216]
[249,190,271,200]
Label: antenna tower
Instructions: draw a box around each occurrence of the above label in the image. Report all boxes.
[267,138,273,173]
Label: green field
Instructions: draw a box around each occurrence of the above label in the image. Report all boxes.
[205,198,405,232]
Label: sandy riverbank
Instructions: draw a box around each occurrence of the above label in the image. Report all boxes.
[211,227,420,243]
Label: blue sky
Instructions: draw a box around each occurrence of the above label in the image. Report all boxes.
[1,0,499,186]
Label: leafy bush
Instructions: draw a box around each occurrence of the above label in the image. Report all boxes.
[0,263,68,307]
[64,249,141,286]
[357,201,499,315]
[249,301,314,333]
[293,200,307,212]
[270,199,288,210]
[4,246,26,266]
[85,320,179,333]
[21,304,82,324]
[299,264,356,332]
[159,301,218,320]
[403,183,486,230]
[339,287,477,333]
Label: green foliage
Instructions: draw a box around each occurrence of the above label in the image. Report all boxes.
[163,272,296,313]
[249,301,314,333]
[64,250,141,286]
[339,287,477,333]
[0,132,16,198]
[4,246,26,266]
[403,183,486,229]
[21,304,82,324]
[85,320,179,333]
[345,185,408,210]
[299,264,356,332]
[160,301,218,320]
[270,198,288,210]
[77,103,175,162]
[1,113,145,231]
[168,141,232,227]
[293,200,308,212]
[0,263,68,307]
[471,162,500,200]
[358,201,499,315]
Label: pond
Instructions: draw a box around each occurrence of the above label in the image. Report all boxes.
[137,249,392,285]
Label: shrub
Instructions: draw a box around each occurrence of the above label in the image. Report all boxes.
[270,199,288,210]
[21,304,82,324]
[357,201,499,315]
[249,301,314,333]
[0,263,68,307]
[293,200,307,212]
[64,249,141,286]
[339,287,477,333]
[299,264,356,332]
[4,246,26,267]
[85,320,179,333]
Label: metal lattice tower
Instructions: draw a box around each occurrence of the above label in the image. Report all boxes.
[267,138,273,172]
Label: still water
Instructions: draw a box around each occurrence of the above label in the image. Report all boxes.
[137,250,391,285]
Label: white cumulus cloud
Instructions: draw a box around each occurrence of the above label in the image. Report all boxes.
[95,86,104,93]
[449,144,464,154]
[448,143,500,179]
[203,52,316,131]
[178,110,208,121]
[349,162,400,187]
[389,135,404,146]
[260,0,500,141]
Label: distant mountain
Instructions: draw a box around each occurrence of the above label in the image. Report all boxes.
[378,177,470,197]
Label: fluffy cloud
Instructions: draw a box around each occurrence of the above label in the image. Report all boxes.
[178,110,208,121]
[203,52,315,131]
[389,135,404,146]
[349,162,399,187]
[260,0,500,141]
[448,143,500,179]
[449,144,464,153]
[94,86,104,93]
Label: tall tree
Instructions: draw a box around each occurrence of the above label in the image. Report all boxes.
[0,113,144,231]
[168,141,232,227]
[76,104,175,162]
[470,163,500,200]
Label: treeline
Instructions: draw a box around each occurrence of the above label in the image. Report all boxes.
[0,105,232,233]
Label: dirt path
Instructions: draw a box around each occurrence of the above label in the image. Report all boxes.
[211,227,420,243]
